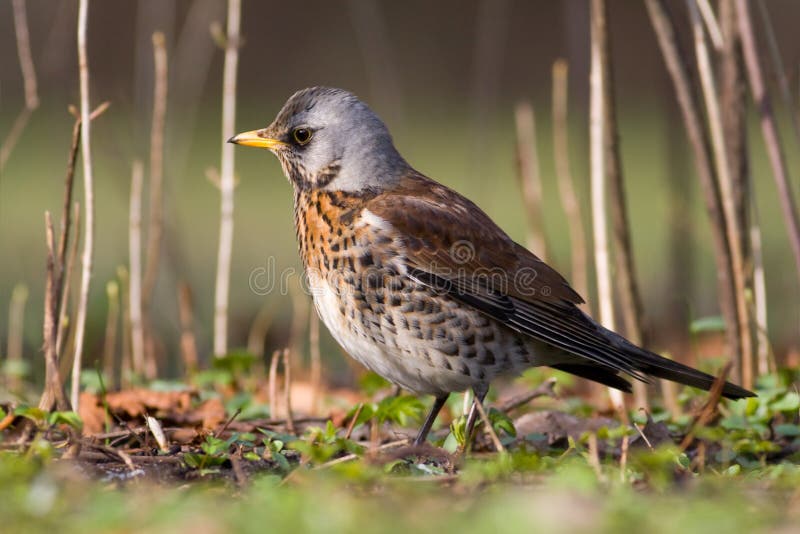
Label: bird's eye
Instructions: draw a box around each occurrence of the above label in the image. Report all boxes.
[292,127,313,145]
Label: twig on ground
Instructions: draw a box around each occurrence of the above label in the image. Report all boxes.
[213,0,242,357]
[474,399,505,453]
[214,408,242,439]
[494,378,557,413]
[315,439,409,470]
[344,403,364,441]
[680,360,732,450]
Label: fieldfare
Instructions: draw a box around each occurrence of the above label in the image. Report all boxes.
[230,87,754,446]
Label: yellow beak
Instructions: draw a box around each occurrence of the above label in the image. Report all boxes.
[227,129,288,150]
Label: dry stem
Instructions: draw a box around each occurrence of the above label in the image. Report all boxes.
[72,0,97,411]
[142,32,169,309]
[6,284,28,393]
[514,101,548,259]
[736,0,800,289]
[41,213,69,411]
[590,0,624,412]
[0,0,39,172]
[177,282,199,375]
[689,0,753,387]
[645,0,741,369]
[597,0,647,408]
[128,161,146,377]
[213,0,242,357]
[309,308,322,416]
[552,60,590,306]
[102,281,120,389]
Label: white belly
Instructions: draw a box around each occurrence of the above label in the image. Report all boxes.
[307,270,475,394]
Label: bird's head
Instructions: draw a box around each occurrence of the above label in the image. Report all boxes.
[230,87,408,192]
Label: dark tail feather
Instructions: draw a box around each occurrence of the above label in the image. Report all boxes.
[551,363,633,393]
[629,347,755,399]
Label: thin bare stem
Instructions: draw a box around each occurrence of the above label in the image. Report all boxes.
[697,0,724,51]
[645,0,741,369]
[129,161,145,377]
[246,300,274,358]
[514,101,548,258]
[268,349,280,418]
[72,0,97,411]
[12,0,39,109]
[117,266,132,388]
[177,282,199,375]
[596,0,647,408]
[0,0,39,172]
[719,0,749,260]
[41,213,69,412]
[283,348,295,435]
[142,32,169,309]
[552,60,590,306]
[309,308,322,416]
[689,0,753,387]
[214,0,242,357]
[474,400,505,453]
[56,202,80,359]
[102,281,120,389]
[736,0,800,287]
[750,201,771,375]
[590,0,624,411]
[755,0,800,143]
[6,284,28,393]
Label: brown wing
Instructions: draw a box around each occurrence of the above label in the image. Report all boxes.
[367,173,583,306]
[366,172,754,399]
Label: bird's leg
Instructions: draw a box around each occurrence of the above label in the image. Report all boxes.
[462,384,489,452]
[412,394,449,446]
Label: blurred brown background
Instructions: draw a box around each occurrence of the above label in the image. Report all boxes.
[1,1,799,383]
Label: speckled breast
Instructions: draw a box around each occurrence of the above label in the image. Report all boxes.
[291,189,539,394]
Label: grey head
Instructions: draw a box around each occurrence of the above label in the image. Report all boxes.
[230,87,409,192]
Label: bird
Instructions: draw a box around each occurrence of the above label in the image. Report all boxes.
[230,87,754,446]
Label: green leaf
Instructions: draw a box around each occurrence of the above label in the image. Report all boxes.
[770,392,800,412]
[774,424,800,437]
[488,408,516,438]
[212,350,257,374]
[14,406,47,424]
[689,315,726,335]
[48,411,83,430]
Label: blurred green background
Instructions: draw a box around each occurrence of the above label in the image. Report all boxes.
[1,1,799,384]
